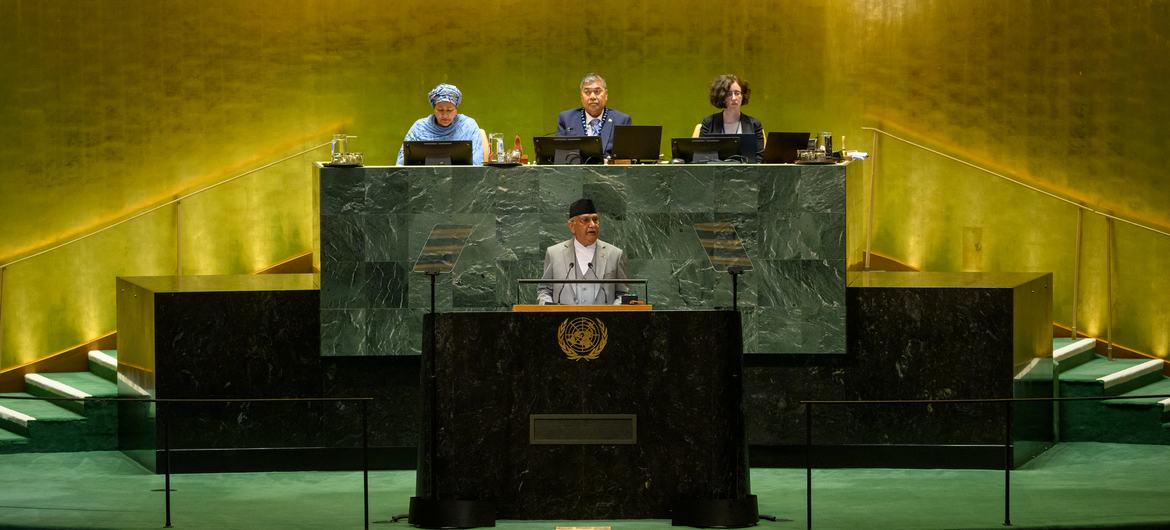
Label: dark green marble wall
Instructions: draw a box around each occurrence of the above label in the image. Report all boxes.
[318,164,849,355]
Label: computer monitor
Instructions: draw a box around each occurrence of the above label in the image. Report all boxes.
[704,133,760,163]
[760,132,812,164]
[403,140,474,166]
[611,125,663,161]
[533,136,605,165]
[670,137,741,163]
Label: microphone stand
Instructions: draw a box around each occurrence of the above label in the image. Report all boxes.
[588,262,607,304]
[556,263,574,304]
[727,266,744,312]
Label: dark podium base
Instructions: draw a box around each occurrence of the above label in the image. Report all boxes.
[408,498,496,529]
[672,496,760,528]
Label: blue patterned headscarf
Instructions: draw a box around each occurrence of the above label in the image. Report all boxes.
[428,83,462,107]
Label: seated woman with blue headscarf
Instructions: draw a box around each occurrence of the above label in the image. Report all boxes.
[396,83,486,166]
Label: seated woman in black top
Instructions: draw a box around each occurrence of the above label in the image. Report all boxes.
[695,74,765,162]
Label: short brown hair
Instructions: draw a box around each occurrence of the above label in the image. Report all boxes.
[709,74,751,108]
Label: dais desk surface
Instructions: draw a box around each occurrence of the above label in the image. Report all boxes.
[511,304,653,311]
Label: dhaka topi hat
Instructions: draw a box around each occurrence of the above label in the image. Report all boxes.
[568,198,597,218]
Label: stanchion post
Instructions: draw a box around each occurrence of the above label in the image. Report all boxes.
[363,399,370,530]
[806,402,813,530]
[1004,400,1013,527]
[428,272,437,314]
[164,401,173,528]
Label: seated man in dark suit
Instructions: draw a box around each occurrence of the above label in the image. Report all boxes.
[556,73,633,156]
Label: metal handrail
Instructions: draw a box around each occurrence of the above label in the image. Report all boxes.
[861,127,1170,239]
[861,126,1169,359]
[802,392,1170,529]
[0,393,373,530]
[0,140,331,365]
[0,141,331,270]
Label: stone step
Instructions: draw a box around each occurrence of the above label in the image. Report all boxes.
[1098,359,1165,394]
[1060,357,1150,384]
[0,393,85,436]
[88,349,118,383]
[1103,379,1170,422]
[1053,338,1097,372]
[0,426,29,453]
[0,392,112,452]
[24,372,118,415]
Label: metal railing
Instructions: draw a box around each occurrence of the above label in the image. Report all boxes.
[0,393,374,529]
[802,393,1170,529]
[862,127,1170,359]
[0,141,331,365]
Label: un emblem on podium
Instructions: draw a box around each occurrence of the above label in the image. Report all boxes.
[557,317,608,361]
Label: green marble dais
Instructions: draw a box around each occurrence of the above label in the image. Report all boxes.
[318,164,849,355]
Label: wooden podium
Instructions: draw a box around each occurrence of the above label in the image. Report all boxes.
[409,309,757,527]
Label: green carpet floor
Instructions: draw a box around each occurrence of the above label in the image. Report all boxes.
[1,443,1168,529]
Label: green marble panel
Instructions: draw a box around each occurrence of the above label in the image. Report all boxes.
[757,165,802,212]
[582,172,631,218]
[537,168,585,214]
[607,213,674,260]
[804,304,847,354]
[320,215,364,264]
[404,168,454,213]
[408,270,454,311]
[617,171,671,215]
[361,214,409,262]
[366,308,424,356]
[757,307,802,353]
[495,213,542,261]
[366,262,407,309]
[319,164,848,355]
[320,261,364,310]
[364,169,410,215]
[496,171,541,215]
[537,213,572,255]
[739,308,760,353]
[319,168,366,216]
[450,171,499,214]
[496,259,545,306]
[760,211,847,260]
[796,165,847,213]
[714,167,763,214]
[667,168,717,214]
[320,308,366,356]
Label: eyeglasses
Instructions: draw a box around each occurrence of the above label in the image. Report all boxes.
[581,88,606,97]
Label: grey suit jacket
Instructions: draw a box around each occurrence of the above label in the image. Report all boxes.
[536,239,629,305]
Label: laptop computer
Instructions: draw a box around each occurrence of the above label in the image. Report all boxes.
[402,140,474,166]
[533,136,605,165]
[761,132,812,164]
[705,133,760,162]
[670,136,742,163]
[611,125,663,161]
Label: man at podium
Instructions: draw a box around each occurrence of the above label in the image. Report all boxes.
[537,198,629,305]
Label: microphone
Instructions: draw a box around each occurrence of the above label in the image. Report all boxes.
[556,262,574,303]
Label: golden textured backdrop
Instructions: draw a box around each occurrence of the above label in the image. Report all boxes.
[2,0,1169,367]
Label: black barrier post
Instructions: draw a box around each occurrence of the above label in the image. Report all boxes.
[1004,400,1013,527]
[805,402,813,530]
[428,272,437,314]
[363,399,370,530]
[163,402,173,528]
